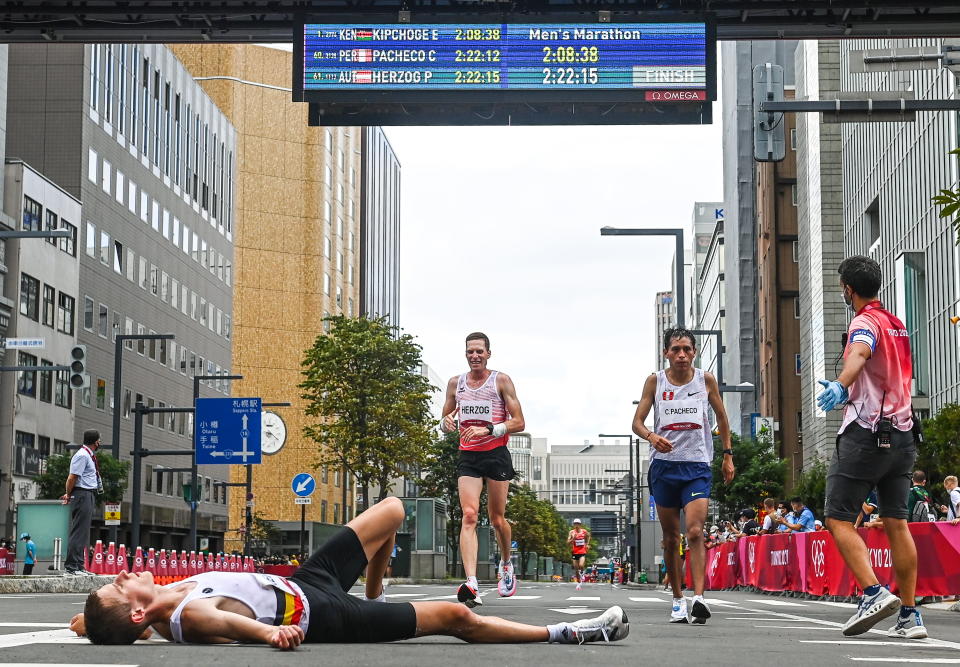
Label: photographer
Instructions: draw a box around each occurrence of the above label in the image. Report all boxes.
[775,497,816,533]
[727,509,760,538]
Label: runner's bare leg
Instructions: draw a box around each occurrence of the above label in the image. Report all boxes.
[413,602,548,642]
[458,476,484,578]
[683,498,709,597]
[346,497,403,599]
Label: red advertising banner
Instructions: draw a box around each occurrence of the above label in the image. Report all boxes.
[684,523,960,598]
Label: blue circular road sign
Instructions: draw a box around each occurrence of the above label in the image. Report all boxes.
[292,473,316,497]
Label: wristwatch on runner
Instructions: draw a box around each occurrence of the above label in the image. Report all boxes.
[722,448,734,456]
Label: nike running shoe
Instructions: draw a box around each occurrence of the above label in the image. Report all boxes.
[457,580,482,608]
[498,561,518,597]
[887,609,928,639]
[843,587,900,636]
[557,606,630,644]
[690,595,711,625]
[670,597,689,623]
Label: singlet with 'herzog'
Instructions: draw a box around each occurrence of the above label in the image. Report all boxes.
[457,370,509,452]
[652,368,713,464]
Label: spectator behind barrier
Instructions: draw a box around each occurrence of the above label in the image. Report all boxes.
[942,476,960,526]
[908,471,938,523]
[759,498,778,534]
[775,497,816,532]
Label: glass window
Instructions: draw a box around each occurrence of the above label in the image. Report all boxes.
[324,237,331,259]
[140,190,148,222]
[42,285,56,327]
[98,303,108,337]
[162,209,170,239]
[114,240,124,274]
[20,274,39,320]
[83,296,94,330]
[151,200,159,231]
[181,224,190,254]
[161,271,168,302]
[150,264,158,296]
[181,284,188,315]
[39,360,54,403]
[173,217,180,247]
[60,221,77,257]
[899,252,929,396]
[324,273,330,295]
[171,277,178,308]
[102,159,111,195]
[22,196,42,232]
[85,222,96,257]
[17,351,37,397]
[138,256,147,289]
[88,148,98,183]
[128,180,137,214]
[113,311,121,341]
[57,293,75,335]
[115,170,125,205]
[126,248,135,281]
[55,370,72,409]
[96,378,107,410]
[99,230,110,265]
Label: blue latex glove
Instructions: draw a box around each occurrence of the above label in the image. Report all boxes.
[816,380,848,411]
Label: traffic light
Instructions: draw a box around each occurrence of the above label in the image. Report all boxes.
[68,344,89,389]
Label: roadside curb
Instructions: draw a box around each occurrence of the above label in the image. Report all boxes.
[0,575,113,594]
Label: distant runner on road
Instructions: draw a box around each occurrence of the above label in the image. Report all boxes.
[568,519,590,590]
[76,498,628,648]
[632,327,735,625]
[441,332,526,607]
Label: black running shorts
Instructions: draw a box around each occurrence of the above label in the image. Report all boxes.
[824,422,916,522]
[289,526,417,643]
[456,446,516,481]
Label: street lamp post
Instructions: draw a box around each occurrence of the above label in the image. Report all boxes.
[600,226,686,327]
[600,433,641,579]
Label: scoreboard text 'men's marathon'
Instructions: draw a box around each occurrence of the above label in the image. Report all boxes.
[300,23,708,92]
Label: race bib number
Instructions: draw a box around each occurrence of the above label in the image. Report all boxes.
[459,400,493,427]
[658,398,704,432]
[575,538,586,547]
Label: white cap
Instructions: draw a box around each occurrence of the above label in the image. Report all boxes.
[573,518,582,524]
[710,525,719,532]
[814,519,823,527]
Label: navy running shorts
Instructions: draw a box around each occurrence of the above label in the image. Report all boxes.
[649,459,712,509]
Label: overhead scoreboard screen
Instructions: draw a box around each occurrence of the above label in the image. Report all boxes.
[294,21,714,105]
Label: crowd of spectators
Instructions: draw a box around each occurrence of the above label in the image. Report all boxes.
[705,469,959,550]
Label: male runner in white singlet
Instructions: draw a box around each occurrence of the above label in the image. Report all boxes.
[632,327,735,625]
[75,498,628,648]
[441,332,526,606]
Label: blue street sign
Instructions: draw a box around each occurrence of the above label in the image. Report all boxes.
[196,397,262,464]
[511,541,518,549]
[292,473,316,497]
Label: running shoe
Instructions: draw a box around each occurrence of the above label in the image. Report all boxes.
[887,609,928,639]
[498,561,518,597]
[576,581,582,591]
[457,580,482,608]
[690,595,711,625]
[670,597,689,623]
[555,606,630,644]
[842,587,900,636]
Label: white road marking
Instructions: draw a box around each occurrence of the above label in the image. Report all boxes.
[392,584,422,588]
[498,595,542,600]
[0,623,70,628]
[417,595,459,601]
[384,593,427,598]
[0,664,138,667]
[806,600,858,609]
[628,597,667,602]
[704,598,741,606]
[800,640,950,648]
[549,608,602,615]
[0,629,80,649]
[849,659,960,664]
[755,625,837,630]
[567,596,600,601]
[747,599,808,607]
[726,617,799,622]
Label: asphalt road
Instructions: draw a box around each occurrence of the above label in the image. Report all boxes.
[0,583,957,666]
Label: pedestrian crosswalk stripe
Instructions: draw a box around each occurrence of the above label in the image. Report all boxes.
[703,598,740,606]
[566,596,600,601]
[628,597,667,602]
[805,600,858,609]
[549,608,602,615]
[800,640,946,648]
[747,599,808,607]
[0,623,70,628]
[0,629,82,649]
[849,659,960,664]
[384,593,427,598]
[499,595,542,600]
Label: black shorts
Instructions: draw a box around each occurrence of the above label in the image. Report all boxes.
[290,526,417,643]
[572,553,586,561]
[457,446,516,481]
[824,422,916,522]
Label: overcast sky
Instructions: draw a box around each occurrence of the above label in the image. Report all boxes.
[386,96,724,448]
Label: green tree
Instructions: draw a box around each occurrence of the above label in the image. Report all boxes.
[790,458,828,516]
[917,404,960,505]
[507,485,568,579]
[33,451,130,505]
[710,432,786,520]
[932,149,960,243]
[300,315,437,511]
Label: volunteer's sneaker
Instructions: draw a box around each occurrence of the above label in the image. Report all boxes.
[498,561,518,597]
[670,597,689,623]
[843,587,901,636]
[557,606,630,644]
[887,609,928,639]
[457,580,482,608]
[690,595,711,625]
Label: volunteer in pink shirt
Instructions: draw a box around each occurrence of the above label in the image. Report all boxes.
[816,255,926,640]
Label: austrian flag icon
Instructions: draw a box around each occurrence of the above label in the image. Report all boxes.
[353,70,372,84]
[353,48,373,62]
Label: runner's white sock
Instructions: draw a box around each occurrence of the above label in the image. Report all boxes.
[467,575,479,588]
[546,623,572,643]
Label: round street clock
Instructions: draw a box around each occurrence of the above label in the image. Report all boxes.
[261,410,287,455]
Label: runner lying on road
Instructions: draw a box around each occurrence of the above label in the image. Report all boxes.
[75,497,628,649]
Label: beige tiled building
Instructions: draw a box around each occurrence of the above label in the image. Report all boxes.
[171,44,360,551]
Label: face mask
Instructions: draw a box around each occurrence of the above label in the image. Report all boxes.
[841,287,854,312]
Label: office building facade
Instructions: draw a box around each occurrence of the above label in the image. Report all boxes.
[653,291,672,370]
[361,126,401,326]
[6,43,236,549]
